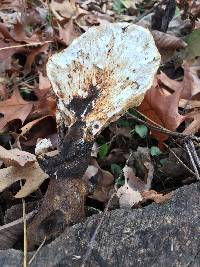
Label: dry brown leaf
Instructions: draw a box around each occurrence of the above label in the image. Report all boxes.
[0,162,49,198]
[11,21,40,43]
[50,0,77,20]
[0,39,24,73]
[179,99,200,109]
[19,115,56,147]
[183,111,200,135]
[83,158,114,202]
[0,0,24,11]
[24,43,49,73]
[152,30,187,49]
[0,145,36,167]
[38,71,51,90]
[58,19,81,46]
[138,83,186,145]
[158,64,200,100]
[0,89,33,131]
[116,166,144,208]
[142,190,172,204]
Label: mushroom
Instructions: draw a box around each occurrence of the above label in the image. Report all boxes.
[27,22,160,249]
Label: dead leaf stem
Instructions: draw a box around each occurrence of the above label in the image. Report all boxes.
[127,111,200,142]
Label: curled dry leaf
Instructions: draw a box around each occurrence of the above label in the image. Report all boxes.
[138,83,186,144]
[50,0,77,20]
[141,190,173,204]
[0,89,33,131]
[57,19,81,46]
[19,115,56,147]
[158,64,200,99]
[152,30,187,50]
[117,166,144,208]
[83,158,114,202]
[0,145,36,167]
[183,111,200,135]
[0,162,49,198]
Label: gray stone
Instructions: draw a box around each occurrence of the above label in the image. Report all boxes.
[0,183,199,267]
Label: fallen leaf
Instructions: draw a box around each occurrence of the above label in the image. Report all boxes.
[183,111,200,135]
[141,190,172,204]
[57,19,81,46]
[38,71,51,90]
[158,63,200,99]
[83,158,114,202]
[152,30,187,50]
[24,43,49,73]
[0,145,36,167]
[0,89,33,131]
[11,21,40,43]
[116,166,144,208]
[138,83,186,144]
[50,0,77,20]
[19,115,56,146]
[0,162,49,198]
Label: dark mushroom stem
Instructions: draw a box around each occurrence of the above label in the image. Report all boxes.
[27,120,94,250]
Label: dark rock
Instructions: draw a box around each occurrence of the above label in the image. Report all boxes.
[0,183,199,267]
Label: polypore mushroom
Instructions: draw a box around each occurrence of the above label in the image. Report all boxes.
[38,22,160,179]
[28,22,160,249]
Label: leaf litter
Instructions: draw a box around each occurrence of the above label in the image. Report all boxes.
[0,0,199,252]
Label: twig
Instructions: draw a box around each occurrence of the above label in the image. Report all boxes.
[164,144,195,176]
[184,141,200,180]
[0,41,53,51]
[20,180,27,267]
[133,5,156,23]
[185,139,200,171]
[28,236,46,266]
[126,112,200,142]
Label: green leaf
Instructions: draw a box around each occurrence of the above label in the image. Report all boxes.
[98,143,109,159]
[135,124,148,138]
[111,163,122,176]
[159,158,167,166]
[184,29,200,60]
[115,176,125,186]
[112,0,126,14]
[117,118,130,127]
[150,146,161,157]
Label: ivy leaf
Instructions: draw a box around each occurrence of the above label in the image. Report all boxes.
[115,176,125,186]
[150,146,161,157]
[111,163,122,176]
[135,124,148,138]
[98,143,109,159]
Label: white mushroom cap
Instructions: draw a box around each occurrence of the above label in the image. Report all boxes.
[47,22,160,139]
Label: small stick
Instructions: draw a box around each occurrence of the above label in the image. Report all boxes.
[164,144,195,176]
[126,112,200,142]
[20,180,27,267]
[184,141,200,180]
[0,41,52,51]
[28,237,46,266]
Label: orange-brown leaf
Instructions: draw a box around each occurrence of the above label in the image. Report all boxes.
[138,84,186,144]
[0,90,33,131]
